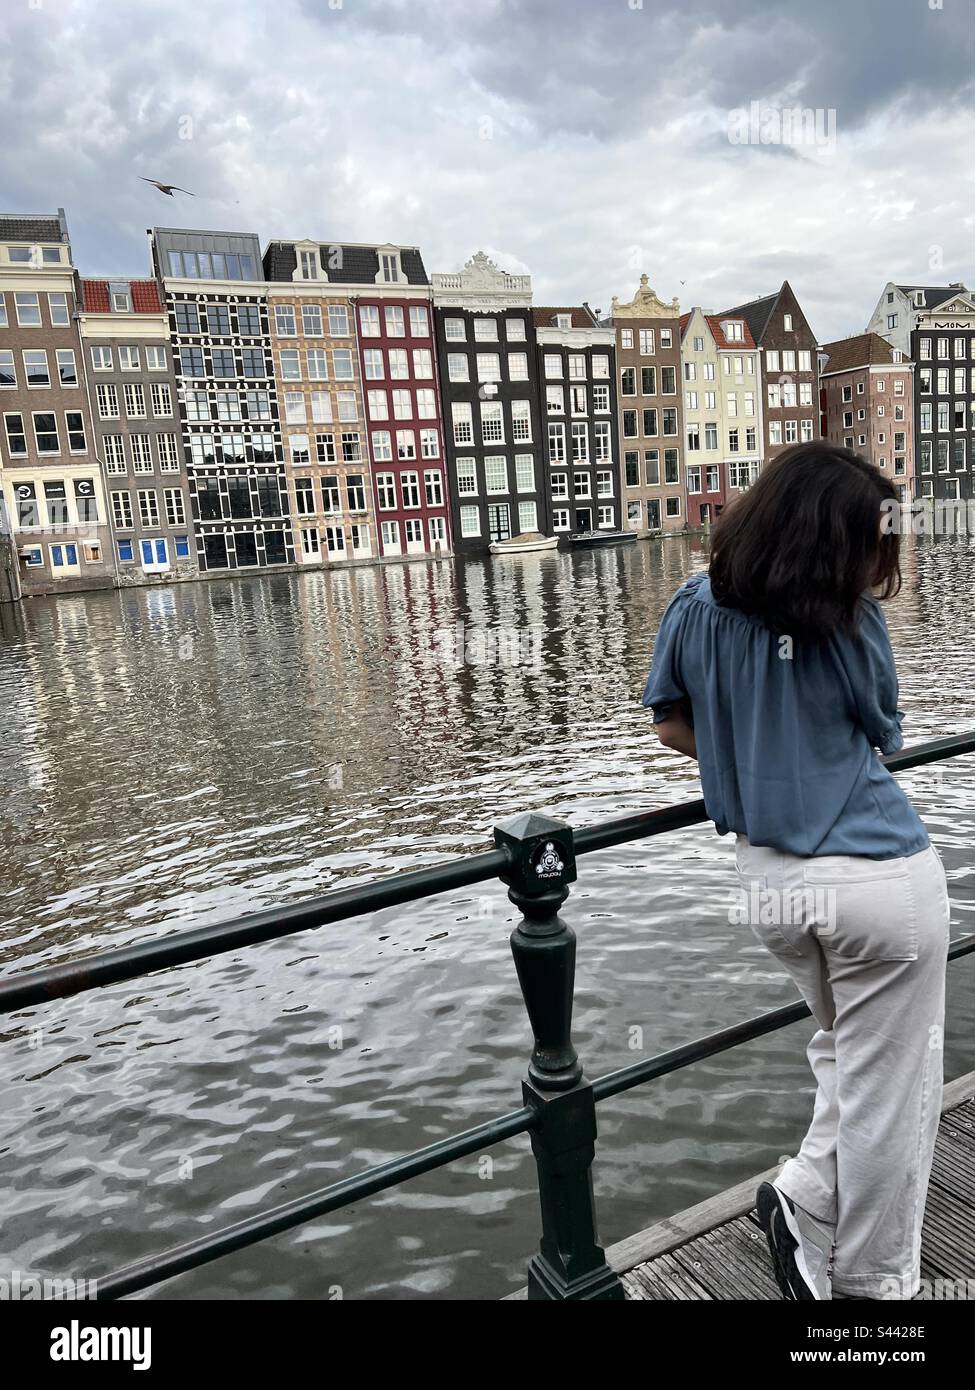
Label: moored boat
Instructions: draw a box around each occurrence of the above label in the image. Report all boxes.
[569,530,638,548]
[489,532,560,555]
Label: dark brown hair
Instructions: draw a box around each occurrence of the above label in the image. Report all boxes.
[709,442,901,640]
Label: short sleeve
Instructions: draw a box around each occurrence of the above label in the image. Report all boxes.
[835,598,905,755]
[642,584,691,723]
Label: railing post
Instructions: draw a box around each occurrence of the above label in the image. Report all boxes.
[495,811,625,1301]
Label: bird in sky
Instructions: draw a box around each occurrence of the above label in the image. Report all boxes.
[140,178,195,197]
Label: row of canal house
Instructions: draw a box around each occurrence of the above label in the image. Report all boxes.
[867,281,975,504]
[0,203,825,597]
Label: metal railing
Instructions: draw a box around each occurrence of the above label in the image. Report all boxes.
[3,730,975,1300]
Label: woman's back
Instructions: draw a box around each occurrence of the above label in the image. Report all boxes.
[643,570,927,858]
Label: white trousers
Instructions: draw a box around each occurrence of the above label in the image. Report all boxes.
[735,837,950,1299]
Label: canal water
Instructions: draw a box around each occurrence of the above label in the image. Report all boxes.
[2,534,975,1300]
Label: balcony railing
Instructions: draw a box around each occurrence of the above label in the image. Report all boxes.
[2,731,975,1299]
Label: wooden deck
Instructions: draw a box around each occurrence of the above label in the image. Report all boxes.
[507,1068,975,1300]
[610,1069,975,1301]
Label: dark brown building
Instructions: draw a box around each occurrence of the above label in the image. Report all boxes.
[819,332,914,500]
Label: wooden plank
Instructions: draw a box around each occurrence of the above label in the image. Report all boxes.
[504,1067,975,1300]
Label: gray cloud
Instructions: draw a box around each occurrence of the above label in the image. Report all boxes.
[1,0,973,340]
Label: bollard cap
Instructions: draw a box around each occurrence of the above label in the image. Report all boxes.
[494,812,576,897]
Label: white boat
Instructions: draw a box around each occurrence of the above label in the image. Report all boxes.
[489,532,560,555]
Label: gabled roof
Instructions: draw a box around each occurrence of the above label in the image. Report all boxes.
[894,284,962,310]
[705,313,757,350]
[715,289,780,345]
[0,212,66,244]
[80,279,163,314]
[532,306,600,329]
[263,240,429,286]
[820,332,905,374]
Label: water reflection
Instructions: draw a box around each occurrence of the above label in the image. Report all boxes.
[1,533,974,1299]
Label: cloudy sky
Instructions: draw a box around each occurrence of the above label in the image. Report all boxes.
[2,0,973,341]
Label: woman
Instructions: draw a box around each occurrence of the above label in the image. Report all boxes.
[643,442,949,1302]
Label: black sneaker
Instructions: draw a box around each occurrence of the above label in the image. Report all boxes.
[756,1181,833,1300]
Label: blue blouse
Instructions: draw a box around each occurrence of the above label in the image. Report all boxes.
[643,572,928,859]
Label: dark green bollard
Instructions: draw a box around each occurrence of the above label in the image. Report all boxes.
[495,812,625,1302]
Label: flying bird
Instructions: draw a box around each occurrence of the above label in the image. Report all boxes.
[140,178,195,197]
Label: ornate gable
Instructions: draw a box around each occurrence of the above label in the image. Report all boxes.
[611,274,680,320]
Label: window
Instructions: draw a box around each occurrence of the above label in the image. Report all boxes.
[104,434,127,473]
[280,349,301,381]
[642,366,657,395]
[360,305,381,337]
[138,489,160,528]
[363,348,384,380]
[23,350,50,387]
[174,302,200,334]
[783,313,793,331]
[370,429,391,462]
[660,367,676,394]
[333,349,354,380]
[320,475,341,513]
[285,391,306,424]
[413,348,433,378]
[571,386,587,415]
[392,388,411,419]
[131,435,153,472]
[165,488,186,526]
[544,354,562,379]
[387,348,409,380]
[481,402,504,443]
[396,430,415,460]
[368,389,389,421]
[298,304,322,337]
[481,457,505,494]
[420,428,439,459]
[385,306,405,337]
[571,422,588,463]
[593,383,610,413]
[409,305,429,337]
[34,412,59,453]
[294,477,315,515]
[111,491,133,529]
[15,292,41,326]
[306,349,328,380]
[511,401,532,442]
[552,508,570,532]
[116,346,139,371]
[274,305,296,335]
[477,353,501,383]
[621,368,636,396]
[375,473,396,510]
[474,318,498,342]
[444,318,466,342]
[91,346,112,372]
[568,354,586,380]
[124,384,146,418]
[639,329,655,355]
[298,249,319,281]
[151,383,173,417]
[547,386,564,414]
[398,471,420,508]
[459,506,480,538]
[506,317,526,342]
[447,353,469,383]
[723,321,743,342]
[594,421,611,461]
[422,469,442,508]
[622,409,638,438]
[548,422,566,463]
[514,454,535,492]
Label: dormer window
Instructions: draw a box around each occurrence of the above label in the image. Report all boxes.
[914,292,925,308]
[381,253,400,283]
[299,249,319,281]
[111,287,132,312]
[723,320,744,341]
[555,314,572,329]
